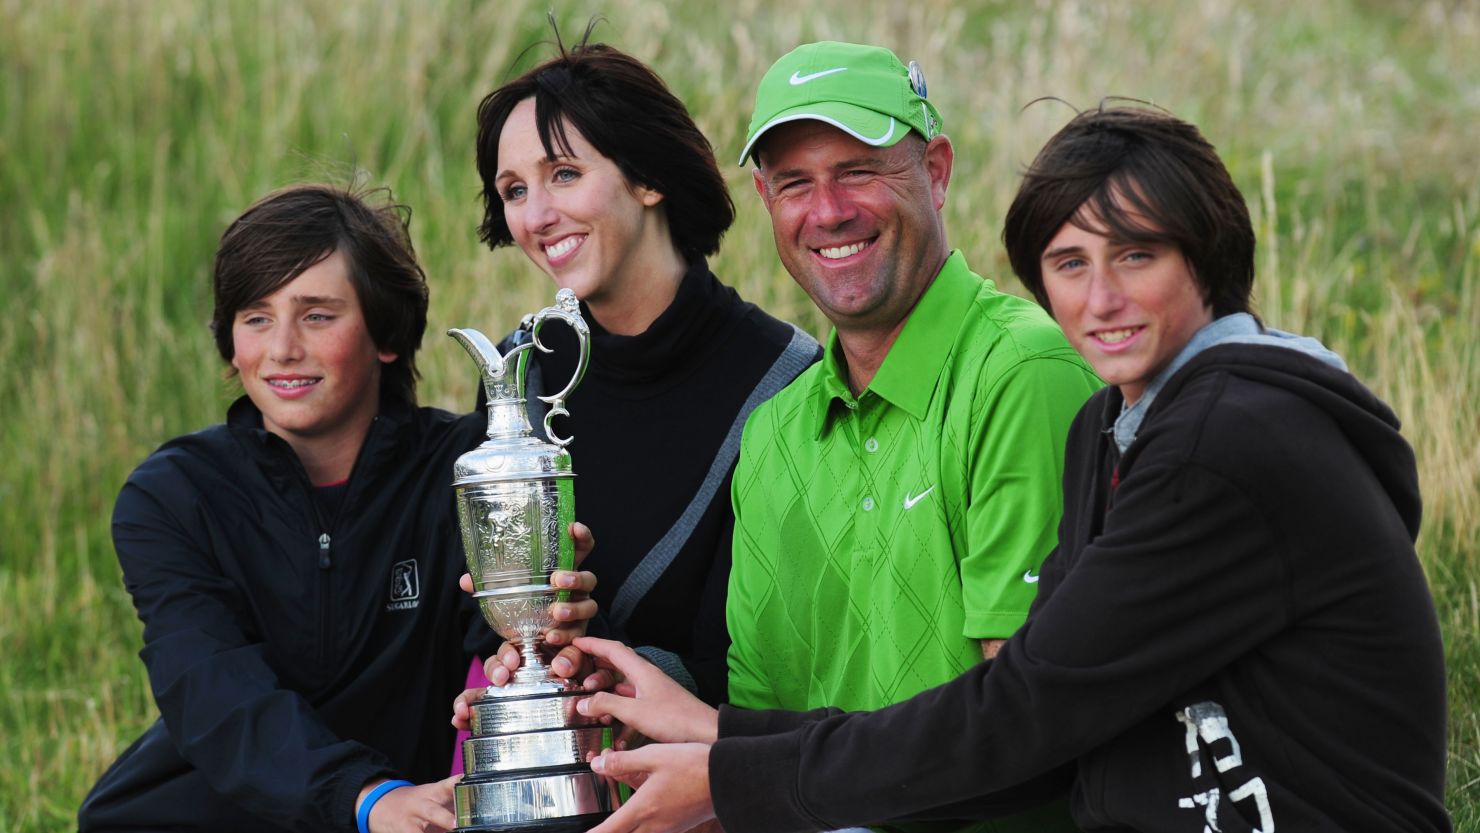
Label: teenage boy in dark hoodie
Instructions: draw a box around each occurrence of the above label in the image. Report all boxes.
[564,105,1451,833]
[79,185,596,833]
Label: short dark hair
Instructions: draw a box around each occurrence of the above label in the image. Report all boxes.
[210,184,429,406]
[475,27,733,264]
[1002,105,1255,318]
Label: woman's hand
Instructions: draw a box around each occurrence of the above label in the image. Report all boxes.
[453,522,604,731]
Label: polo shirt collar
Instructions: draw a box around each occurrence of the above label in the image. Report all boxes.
[809,250,976,437]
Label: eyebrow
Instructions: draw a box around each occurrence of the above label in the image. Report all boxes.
[1040,245,1086,261]
[238,295,349,313]
[496,151,579,182]
[765,154,887,187]
[292,295,349,307]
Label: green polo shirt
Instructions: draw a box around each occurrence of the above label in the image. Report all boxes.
[728,251,1100,713]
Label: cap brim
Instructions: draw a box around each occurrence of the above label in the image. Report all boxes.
[738,102,903,166]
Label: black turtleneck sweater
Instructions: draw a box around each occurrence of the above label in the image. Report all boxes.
[504,261,819,703]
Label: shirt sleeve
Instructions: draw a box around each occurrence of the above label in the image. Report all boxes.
[113,471,392,832]
[710,457,1289,833]
[960,355,1100,638]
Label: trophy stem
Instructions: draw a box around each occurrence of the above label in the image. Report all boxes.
[515,640,549,683]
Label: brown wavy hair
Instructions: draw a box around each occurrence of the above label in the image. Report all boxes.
[1003,103,1256,319]
[210,184,429,406]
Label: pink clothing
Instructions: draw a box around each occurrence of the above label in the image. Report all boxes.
[450,657,491,775]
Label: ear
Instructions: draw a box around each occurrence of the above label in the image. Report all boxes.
[923,135,954,211]
[751,168,770,205]
[378,349,399,364]
[634,183,665,208]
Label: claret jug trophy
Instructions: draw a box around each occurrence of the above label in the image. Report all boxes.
[448,289,619,832]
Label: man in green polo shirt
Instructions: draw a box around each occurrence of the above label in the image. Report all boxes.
[722,41,1100,831]
[564,40,1099,833]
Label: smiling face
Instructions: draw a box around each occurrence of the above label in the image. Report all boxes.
[1039,208,1213,404]
[494,97,673,321]
[230,249,395,465]
[752,120,952,339]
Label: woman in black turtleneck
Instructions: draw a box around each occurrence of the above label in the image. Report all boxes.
[467,32,819,704]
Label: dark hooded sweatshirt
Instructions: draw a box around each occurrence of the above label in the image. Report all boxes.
[710,343,1450,833]
[80,396,494,832]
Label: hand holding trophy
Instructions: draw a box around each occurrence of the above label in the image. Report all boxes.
[448,289,620,832]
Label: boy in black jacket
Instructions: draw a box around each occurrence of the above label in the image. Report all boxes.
[566,106,1451,833]
[80,186,595,833]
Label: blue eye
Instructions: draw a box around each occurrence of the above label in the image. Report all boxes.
[502,184,526,202]
[554,167,580,183]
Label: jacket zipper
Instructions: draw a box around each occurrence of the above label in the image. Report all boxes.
[275,417,383,669]
[317,531,332,667]
[314,417,385,667]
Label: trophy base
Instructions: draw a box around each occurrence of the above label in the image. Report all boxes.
[454,811,612,833]
[455,769,619,832]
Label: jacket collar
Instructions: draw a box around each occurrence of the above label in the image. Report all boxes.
[225,390,415,484]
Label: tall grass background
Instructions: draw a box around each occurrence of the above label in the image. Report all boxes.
[1,0,1476,829]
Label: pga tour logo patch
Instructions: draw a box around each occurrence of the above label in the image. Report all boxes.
[387,559,420,611]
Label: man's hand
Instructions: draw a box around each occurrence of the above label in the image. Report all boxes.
[586,744,716,833]
[357,776,458,833]
[573,637,718,745]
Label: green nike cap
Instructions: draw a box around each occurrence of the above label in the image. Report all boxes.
[738,41,943,166]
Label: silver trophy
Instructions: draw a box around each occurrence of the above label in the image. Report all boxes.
[448,289,619,832]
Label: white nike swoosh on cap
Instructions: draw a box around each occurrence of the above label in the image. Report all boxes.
[789,67,848,85]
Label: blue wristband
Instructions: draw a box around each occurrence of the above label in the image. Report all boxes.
[357,779,414,833]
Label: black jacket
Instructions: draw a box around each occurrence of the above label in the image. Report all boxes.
[81,395,494,832]
[710,343,1450,833]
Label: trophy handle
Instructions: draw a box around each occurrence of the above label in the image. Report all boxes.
[527,288,590,448]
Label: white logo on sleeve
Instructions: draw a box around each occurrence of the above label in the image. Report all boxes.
[789,67,848,85]
[1175,701,1275,832]
[1022,570,1040,584]
[387,559,421,611]
[902,485,936,510]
